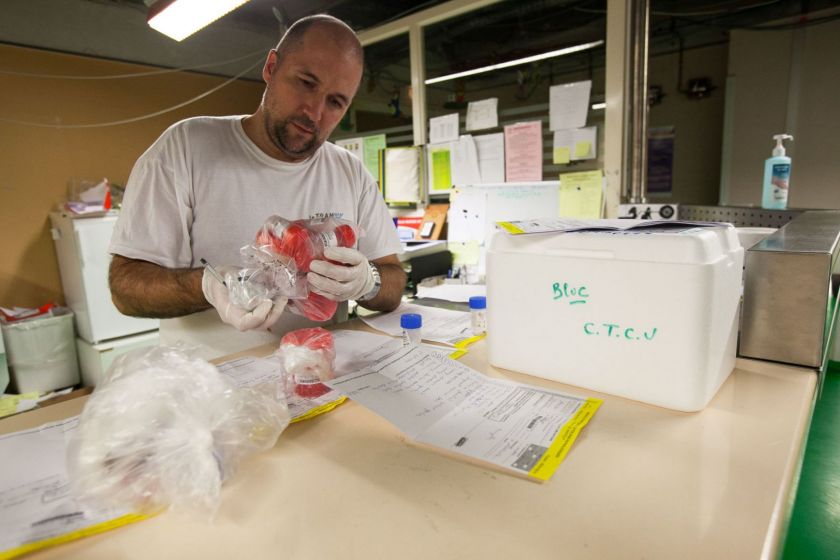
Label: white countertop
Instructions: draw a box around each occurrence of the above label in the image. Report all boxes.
[0,327,817,560]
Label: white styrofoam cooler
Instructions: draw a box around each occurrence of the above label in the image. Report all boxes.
[486,225,744,412]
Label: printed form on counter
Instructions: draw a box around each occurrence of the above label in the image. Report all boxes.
[0,417,150,560]
[217,355,346,423]
[325,344,602,481]
[359,302,482,347]
[217,330,466,423]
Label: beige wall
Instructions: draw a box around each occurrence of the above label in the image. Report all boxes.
[647,43,728,205]
[723,21,840,209]
[0,44,265,308]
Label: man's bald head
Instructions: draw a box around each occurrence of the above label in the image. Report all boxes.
[274,14,364,69]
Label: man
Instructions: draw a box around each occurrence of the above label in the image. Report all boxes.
[109,15,405,359]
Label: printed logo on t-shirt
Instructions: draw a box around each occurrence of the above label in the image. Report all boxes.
[310,211,344,219]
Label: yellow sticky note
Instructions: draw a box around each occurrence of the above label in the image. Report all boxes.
[574,141,591,158]
[559,170,604,218]
[0,392,39,418]
[431,149,452,192]
[0,399,16,418]
[448,240,480,265]
[553,147,570,164]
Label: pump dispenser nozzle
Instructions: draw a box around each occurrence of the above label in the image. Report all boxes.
[772,134,793,157]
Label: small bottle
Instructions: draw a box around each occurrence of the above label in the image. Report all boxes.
[762,134,793,210]
[401,313,422,347]
[469,296,487,335]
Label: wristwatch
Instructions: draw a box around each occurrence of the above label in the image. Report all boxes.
[359,262,382,302]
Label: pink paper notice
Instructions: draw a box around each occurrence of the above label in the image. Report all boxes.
[504,121,543,182]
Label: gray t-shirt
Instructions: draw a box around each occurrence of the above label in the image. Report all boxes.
[110,115,402,358]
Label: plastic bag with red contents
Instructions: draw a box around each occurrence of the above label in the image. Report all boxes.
[252,216,363,321]
[275,327,335,399]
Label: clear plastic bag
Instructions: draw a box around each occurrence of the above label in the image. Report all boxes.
[236,216,364,321]
[67,345,290,516]
[275,327,335,399]
[226,244,305,311]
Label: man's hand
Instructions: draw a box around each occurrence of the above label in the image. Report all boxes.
[202,266,287,331]
[307,247,376,302]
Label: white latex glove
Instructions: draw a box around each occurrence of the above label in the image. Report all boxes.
[202,266,288,331]
[307,247,375,302]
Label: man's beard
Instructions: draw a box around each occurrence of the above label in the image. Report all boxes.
[265,113,320,159]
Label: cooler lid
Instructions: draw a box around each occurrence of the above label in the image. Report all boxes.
[488,224,740,265]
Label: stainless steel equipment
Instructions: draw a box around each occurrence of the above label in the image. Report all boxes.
[740,211,840,368]
[678,204,802,228]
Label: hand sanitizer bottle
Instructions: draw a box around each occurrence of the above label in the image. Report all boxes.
[762,134,793,210]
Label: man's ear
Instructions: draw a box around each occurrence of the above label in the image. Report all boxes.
[262,49,279,83]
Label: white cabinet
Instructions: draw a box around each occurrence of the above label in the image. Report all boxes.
[76,331,159,387]
[50,212,158,344]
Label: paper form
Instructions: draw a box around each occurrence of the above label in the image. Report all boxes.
[218,355,282,388]
[0,417,146,559]
[473,133,505,183]
[447,187,488,243]
[332,329,405,376]
[383,147,423,204]
[325,345,601,481]
[465,98,498,131]
[334,137,364,162]
[216,335,462,422]
[504,121,543,182]
[331,330,459,373]
[217,356,346,422]
[451,136,482,187]
[549,80,591,131]
[362,134,387,180]
[429,113,460,144]
[428,144,453,193]
[559,170,604,218]
[495,217,722,235]
[359,303,477,347]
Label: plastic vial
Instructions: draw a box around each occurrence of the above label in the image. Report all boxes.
[401,313,422,347]
[469,296,487,335]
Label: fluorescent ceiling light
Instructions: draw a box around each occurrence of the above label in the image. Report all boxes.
[425,40,604,85]
[591,102,606,110]
[148,0,251,41]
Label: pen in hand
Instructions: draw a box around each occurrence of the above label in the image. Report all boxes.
[200,258,227,287]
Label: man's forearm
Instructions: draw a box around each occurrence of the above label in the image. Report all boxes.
[109,255,210,318]
[358,259,406,312]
